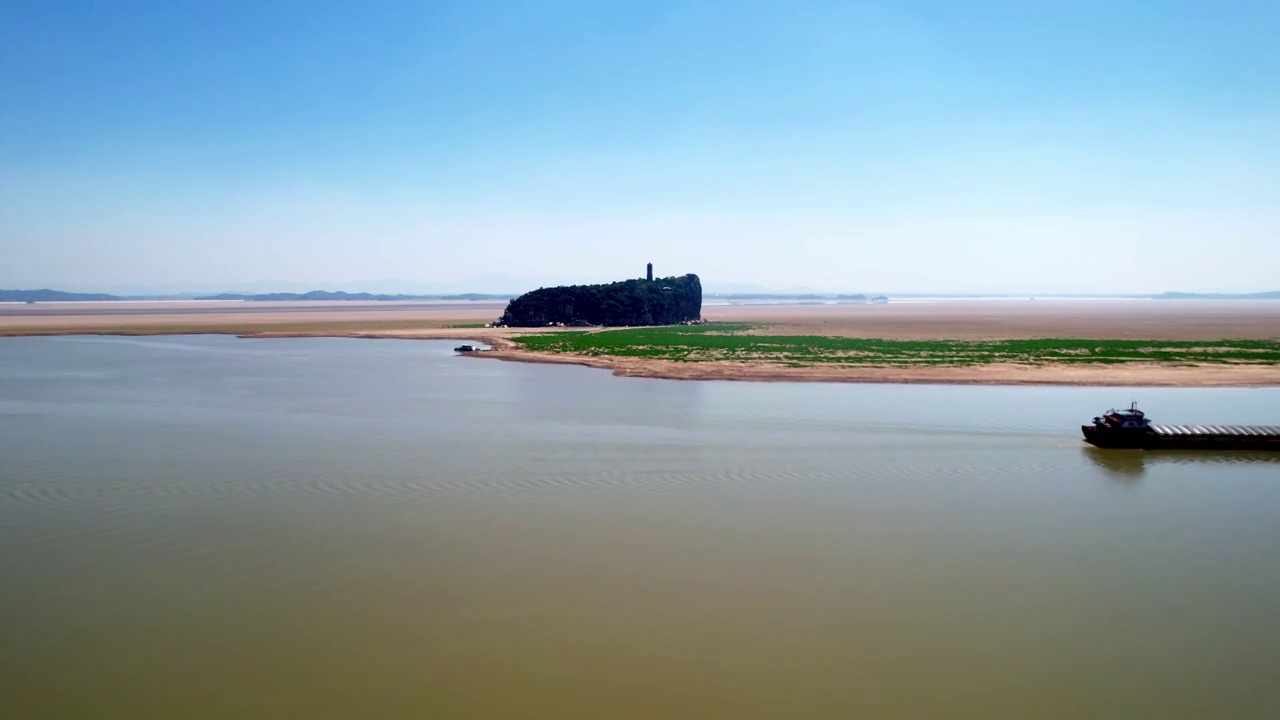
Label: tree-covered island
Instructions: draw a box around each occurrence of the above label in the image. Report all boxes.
[497,271,702,327]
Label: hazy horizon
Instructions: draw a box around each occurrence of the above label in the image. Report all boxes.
[7,274,1279,299]
[3,2,1277,294]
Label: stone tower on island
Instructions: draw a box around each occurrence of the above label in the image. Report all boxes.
[647,263,653,282]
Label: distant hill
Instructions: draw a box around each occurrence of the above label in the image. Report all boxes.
[1153,291,1280,300]
[196,291,513,301]
[0,289,122,302]
[498,274,702,327]
[704,293,888,302]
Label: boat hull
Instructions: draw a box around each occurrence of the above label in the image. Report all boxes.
[1082,425,1280,451]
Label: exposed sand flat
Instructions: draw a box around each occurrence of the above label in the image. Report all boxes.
[0,300,506,332]
[475,349,1280,387]
[4,298,1279,386]
[5,298,1277,340]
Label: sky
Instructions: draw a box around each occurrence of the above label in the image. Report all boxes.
[2,0,1277,294]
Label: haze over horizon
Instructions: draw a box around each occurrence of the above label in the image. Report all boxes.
[15,275,1279,300]
[3,2,1277,295]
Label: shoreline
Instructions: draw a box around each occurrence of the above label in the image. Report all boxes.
[5,297,1279,387]
[5,326,1278,387]
[469,347,1280,387]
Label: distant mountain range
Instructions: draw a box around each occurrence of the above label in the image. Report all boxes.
[0,288,512,302]
[5,288,1280,303]
[0,289,122,302]
[194,291,514,301]
[706,293,888,302]
[1151,291,1280,300]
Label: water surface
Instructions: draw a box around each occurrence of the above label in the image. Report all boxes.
[3,335,1279,718]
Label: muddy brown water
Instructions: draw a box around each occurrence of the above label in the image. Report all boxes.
[3,335,1279,718]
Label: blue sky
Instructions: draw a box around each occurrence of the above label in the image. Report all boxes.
[2,1,1277,293]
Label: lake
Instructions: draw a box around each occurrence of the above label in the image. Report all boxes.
[2,335,1279,718]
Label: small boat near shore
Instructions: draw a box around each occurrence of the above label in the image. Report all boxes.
[454,344,477,353]
[1082,402,1280,450]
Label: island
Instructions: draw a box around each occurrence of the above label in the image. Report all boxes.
[4,285,1280,387]
[496,265,702,327]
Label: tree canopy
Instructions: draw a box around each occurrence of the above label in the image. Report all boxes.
[498,274,702,327]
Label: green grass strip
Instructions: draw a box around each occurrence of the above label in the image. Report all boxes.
[512,323,1280,367]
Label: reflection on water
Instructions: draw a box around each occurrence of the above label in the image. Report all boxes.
[1083,447,1149,481]
[3,335,1280,719]
[1084,447,1280,481]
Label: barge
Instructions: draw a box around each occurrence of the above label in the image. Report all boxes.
[1082,403,1280,450]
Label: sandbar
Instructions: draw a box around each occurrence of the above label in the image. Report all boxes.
[3,298,1279,386]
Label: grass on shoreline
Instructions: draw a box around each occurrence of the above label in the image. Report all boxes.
[513,323,1280,367]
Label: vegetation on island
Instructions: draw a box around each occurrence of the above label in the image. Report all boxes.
[513,323,1280,367]
[498,274,702,327]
